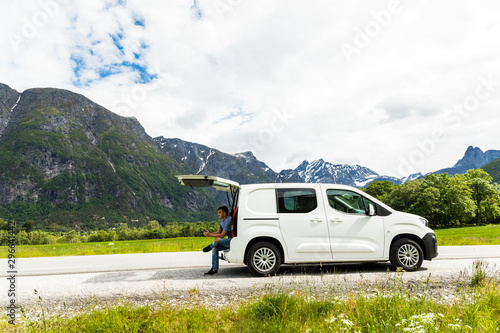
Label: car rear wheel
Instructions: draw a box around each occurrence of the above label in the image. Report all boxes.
[246,242,281,277]
[390,238,423,271]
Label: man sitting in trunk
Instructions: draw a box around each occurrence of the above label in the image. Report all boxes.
[202,206,232,275]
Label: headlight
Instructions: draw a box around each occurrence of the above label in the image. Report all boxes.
[419,217,429,227]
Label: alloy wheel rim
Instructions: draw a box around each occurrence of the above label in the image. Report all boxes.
[397,244,419,267]
[253,247,276,272]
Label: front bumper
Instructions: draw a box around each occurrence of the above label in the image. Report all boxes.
[422,232,438,260]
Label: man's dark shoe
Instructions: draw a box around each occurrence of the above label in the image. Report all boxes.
[202,245,211,253]
[204,269,218,275]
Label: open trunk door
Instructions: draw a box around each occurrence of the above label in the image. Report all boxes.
[177,175,239,192]
[176,175,240,210]
[177,175,240,238]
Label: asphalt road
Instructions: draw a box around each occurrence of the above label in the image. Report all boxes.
[1,245,500,307]
[3,245,500,276]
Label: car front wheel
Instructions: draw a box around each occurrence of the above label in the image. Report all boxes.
[389,238,423,271]
[246,242,281,277]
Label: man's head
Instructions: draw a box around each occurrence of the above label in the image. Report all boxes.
[218,206,229,219]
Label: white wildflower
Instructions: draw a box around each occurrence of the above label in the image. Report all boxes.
[341,318,354,327]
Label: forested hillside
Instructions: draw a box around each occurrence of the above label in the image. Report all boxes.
[482,157,500,184]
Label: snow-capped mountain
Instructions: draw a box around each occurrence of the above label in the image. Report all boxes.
[295,159,380,187]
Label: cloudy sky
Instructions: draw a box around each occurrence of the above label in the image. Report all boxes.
[1,0,500,178]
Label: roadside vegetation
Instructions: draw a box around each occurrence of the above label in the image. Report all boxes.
[0,219,218,246]
[2,260,499,332]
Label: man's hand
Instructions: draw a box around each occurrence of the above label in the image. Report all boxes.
[203,230,209,237]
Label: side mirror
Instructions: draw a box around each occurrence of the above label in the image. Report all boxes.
[367,203,376,216]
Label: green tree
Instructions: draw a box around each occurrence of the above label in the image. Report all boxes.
[24,220,34,233]
[364,181,395,202]
[412,173,475,227]
[386,179,423,212]
[465,169,500,224]
[0,218,8,231]
[15,230,31,245]
[61,230,81,243]
[443,174,476,225]
[147,220,161,230]
[116,223,130,241]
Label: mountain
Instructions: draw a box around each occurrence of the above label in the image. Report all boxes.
[0,83,215,229]
[481,157,500,183]
[154,137,303,184]
[433,146,500,176]
[295,159,379,187]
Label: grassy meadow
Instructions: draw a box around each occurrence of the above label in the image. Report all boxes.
[1,224,499,258]
[0,237,209,258]
[434,224,500,245]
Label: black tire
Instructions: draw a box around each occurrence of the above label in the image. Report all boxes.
[246,242,281,277]
[389,238,423,271]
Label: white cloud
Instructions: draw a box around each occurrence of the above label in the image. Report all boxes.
[1,0,500,177]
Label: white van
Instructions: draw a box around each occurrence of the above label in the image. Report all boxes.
[177,175,438,277]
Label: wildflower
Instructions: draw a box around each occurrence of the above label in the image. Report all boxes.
[447,323,462,330]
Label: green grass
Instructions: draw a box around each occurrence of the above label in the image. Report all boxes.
[0,237,209,258]
[434,224,500,245]
[4,279,500,332]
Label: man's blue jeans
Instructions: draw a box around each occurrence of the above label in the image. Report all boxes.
[211,238,231,271]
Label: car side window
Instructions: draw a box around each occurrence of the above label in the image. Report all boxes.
[326,189,373,215]
[277,189,317,213]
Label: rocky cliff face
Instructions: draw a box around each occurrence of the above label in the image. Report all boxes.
[0,84,21,138]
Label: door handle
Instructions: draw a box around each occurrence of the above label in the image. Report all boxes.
[330,218,343,223]
[311,218,323,223]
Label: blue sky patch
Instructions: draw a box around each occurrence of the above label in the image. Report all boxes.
[71,36,156,87]
[214,104,254,125]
